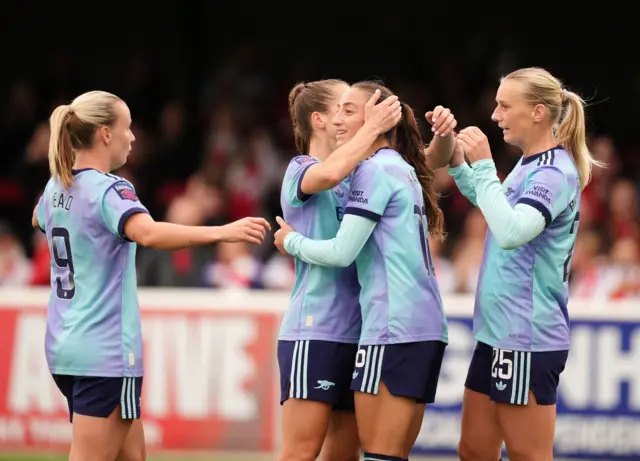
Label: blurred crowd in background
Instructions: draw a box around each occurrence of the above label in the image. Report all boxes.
[0,43,639,300]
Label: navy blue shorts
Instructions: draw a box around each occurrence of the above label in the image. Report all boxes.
[278,340,358,411]
[351,341,446,404]
[465,342,568,406]
[52,375,143,422]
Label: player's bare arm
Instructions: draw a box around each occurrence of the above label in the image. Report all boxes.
[424,105,457,170]
[124,213,270,250]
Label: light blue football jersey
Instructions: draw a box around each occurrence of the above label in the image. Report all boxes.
[38,168,148,377]
[279,156,361,343]
[344,148,448,346]
[474,147,581,352]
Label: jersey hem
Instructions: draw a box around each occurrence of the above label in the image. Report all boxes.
[278,333,360,344]
[49,367,144,378]
[475,334,569,352]
[358,333,448,346]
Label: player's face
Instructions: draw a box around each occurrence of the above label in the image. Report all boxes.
[107,101,135,170]
[321,83,350,149]
[491,79,536,148]
[332,88,369,147]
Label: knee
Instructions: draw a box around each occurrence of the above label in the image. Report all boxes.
[505,445,550,461]
[279,445,320,461]
[458,439,499,461]
[319,448,360,461]
[116,445,146,461]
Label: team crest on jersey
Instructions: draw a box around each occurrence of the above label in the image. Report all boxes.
[294,156,315,165]
[114,183,138,201]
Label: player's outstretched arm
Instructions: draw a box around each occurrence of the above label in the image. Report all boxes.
[299,90,401,195]
[274,214,375,267]
[124,213,271,250]
[424,106,457,170]
[448,138,478,206]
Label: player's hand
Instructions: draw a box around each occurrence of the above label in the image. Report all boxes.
[217,217,271,245]
[425,106,457,137]
[456,127,493,164]
[364,89,402,135]
[449,135,466,167]
[274,216,294,255]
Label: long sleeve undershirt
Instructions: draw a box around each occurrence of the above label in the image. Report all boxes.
[450,160,546,250]
[284,214,376,267]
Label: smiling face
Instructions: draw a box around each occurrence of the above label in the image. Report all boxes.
[332,87,370,147]
[319,82,350,150]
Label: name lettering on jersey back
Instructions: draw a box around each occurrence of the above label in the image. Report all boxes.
[349,190,368,204]
[52,192,73,211]
[523,185,551,204]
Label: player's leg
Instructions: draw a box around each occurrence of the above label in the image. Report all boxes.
[495,350,568,461]
[459,390,503,461]
[116,420,146,461]
[355,383,417,458]
[116,377,146,461]
[458,342,504,461]
[318,343,360,461]
[70,410,131,461]
[352,342,445,460]
[458,346,505,461]
[278,340,340,461]
[402,400,427,455]
[65,376,142,461]
[319,411,360,461]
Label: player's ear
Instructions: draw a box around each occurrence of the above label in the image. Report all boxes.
[311,111,325,130]
[97,126,111,145]
[532,104,546,124]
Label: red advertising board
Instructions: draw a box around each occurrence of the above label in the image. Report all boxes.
[0,305,279,452]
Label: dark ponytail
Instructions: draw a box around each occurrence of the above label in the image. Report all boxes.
[352,81,445,240]
[393,103,445,240]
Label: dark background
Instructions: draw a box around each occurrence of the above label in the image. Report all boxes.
[0,5,637,296]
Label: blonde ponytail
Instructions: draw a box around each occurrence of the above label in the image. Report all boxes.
[556,91,604,190]
[48,105,75,189]
[46,91,122,188]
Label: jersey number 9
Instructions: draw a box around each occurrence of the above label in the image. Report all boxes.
[51,227,76,299]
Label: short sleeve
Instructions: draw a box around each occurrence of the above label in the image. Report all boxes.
[516,166,577,227]
[344,160,392,222]
[36,195,46,233]
[282,156,320,207]
[101,180,149,240]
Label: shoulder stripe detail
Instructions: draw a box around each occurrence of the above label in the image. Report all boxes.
[537,149,556,166]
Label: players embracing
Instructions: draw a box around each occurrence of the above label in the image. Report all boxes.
[275,79,457,461]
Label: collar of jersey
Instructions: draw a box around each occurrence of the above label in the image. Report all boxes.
[521,145,563,165]
[72,168,98,175]
[369,146,395,159]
